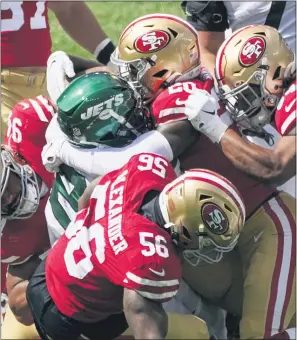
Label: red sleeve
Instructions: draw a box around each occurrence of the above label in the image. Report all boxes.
[4,95,55,188]
[151,80,208,126]
[274,81,296,136]
[1,197,51,266]
[107,217,181,303]
[151,80,225,127]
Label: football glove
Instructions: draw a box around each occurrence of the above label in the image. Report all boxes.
[185,89,231,143]
[42,138,66,173]
[46,51,75,104]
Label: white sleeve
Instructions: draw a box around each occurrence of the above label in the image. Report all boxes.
[45,114,66,143]
[59,130,174,177]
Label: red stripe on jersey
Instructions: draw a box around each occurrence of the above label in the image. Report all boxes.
[276,196,296,332]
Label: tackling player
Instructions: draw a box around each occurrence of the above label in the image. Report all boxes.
[42,71,230,340]
[27,153,244,340]
[1,95,54,327]
[185,25,296,188]
[0,71,151,339]
[1,0,116,138]
[43,14,296,339]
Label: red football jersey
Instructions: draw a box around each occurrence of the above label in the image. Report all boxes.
[46,153,181,322]
[4,95,55,189]
[1,95,54,265]
[151,80,277,217]
[274,80,296,136]
[1,195,50,265]
[1,1,52,67]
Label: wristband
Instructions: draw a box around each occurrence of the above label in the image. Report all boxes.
[200,115,231,143]
[93,39,116,65]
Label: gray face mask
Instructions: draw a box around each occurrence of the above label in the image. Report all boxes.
[1,149,40,220]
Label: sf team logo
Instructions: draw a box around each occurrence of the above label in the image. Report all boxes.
[239,36,266,66]
[134,30,170,53]
[202,203,229,235]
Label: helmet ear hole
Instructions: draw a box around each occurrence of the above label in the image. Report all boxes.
[224,204,233,212]
[199,194,212,201]
[273,66,281,80]
[168,28,178,38]
[182,226,191,240]
[153,70,168,78]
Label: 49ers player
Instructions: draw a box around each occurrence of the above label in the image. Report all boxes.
[212,25,296,187]
[1,95,54,328]
[41,15,296,339]
[174,25,296,339]
[27,153,244,340]
[1,1,116,139]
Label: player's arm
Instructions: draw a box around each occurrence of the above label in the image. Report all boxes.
[68,55,104,75]
[219,129,296,185]
[123,288,168,339]
[43,130,175,176]
[181,1,228,77]
[48,1,115,65]
[157,120,199,158]
[78,177,102,210]
[6,255,41,326]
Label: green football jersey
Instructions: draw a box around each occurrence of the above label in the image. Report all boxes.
[46,164,88,244]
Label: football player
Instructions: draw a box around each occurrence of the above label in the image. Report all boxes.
[27,152,244,340]
[1,71,152,339]
[186,25,296,188]
[177,25,297,339]
[1,71,211,340]
[44,71,155,246]
[43,14,296,339]
[42,71,230,340]
[1,95,54,330]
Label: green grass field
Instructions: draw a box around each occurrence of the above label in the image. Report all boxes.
[49,2,184,57]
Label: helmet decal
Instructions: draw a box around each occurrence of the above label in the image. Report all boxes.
[134,30,170,53]
[239,36,266,67]
[201,202,229,235]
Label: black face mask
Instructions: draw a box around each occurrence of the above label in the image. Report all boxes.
[138,190,166,229]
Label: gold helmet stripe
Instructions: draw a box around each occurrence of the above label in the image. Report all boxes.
[186,169,245,221]
[164,169,246,222]
[120,13,198,44]
[216,25,253,82]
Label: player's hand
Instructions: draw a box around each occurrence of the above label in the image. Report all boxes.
[42,138,67,173]
[185,90,231,143]
[46,51,75,104]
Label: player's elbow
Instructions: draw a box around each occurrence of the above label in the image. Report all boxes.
[260,161,291,186]
[123,289,168,339]
[14,312,34,326]
[9,295,34,326]
[8,282,34,326]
